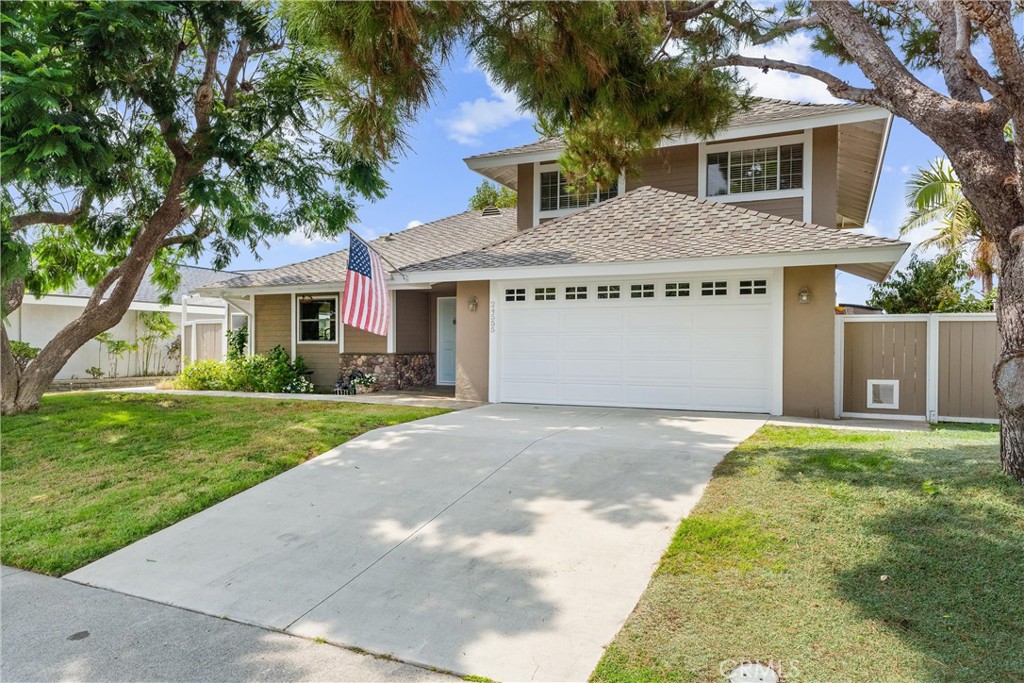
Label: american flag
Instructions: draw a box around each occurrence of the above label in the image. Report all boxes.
[342,232,389,336]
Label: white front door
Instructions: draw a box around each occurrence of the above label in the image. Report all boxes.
[437,297,457,385]
[495,273,778,412]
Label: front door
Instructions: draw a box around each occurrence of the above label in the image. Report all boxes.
[437,297,457,385]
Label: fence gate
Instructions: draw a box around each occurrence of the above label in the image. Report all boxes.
[835,313,999,423]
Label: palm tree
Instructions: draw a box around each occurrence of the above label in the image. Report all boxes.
[900,157,999,294]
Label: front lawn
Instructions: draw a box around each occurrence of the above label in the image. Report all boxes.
[1,393,446,575]
[594,424,1023,683]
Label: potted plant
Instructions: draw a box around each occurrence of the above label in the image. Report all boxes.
[352,374,377,394]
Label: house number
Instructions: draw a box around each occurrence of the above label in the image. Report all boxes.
[489,301,496,333]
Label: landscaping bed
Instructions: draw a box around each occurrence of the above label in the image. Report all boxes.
[1,393,446,575]
[593,424,1022,683]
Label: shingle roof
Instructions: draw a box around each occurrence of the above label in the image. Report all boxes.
[66,265,236,307]
[403,186,905,272]
[465,98,871,162]
[208,208,518,289]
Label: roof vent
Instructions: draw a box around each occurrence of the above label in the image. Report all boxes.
[481,206,502,217]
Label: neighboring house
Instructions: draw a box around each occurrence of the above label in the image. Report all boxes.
[6,266,237,380]
[196,98,908,418]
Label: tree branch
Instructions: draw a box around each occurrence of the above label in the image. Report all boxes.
[918,0,986,103]
[750,14,822,45]
[10,189,93,231]
[706,54,888,105]
[962,0,1024,109]
[224,37,250,108]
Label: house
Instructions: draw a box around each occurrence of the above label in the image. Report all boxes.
[6,265,237,380]
[196,98,908,418]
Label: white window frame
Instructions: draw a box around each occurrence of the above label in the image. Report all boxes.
[296,295,339,344]
[866,379,900,410]
[534,163,627,225]
[698,131,813,221]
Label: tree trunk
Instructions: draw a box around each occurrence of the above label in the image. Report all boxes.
[994,241,1024,482]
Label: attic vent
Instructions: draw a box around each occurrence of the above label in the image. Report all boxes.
[481,206,502,216]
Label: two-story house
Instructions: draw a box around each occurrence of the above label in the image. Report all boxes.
[196,98,908,418]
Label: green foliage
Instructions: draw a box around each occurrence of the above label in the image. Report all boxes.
[85,366,104,379]
[9,340,40,371]
[137,311,176,375]
[225,326,248,361]
[175,346,314,393]
[1,1,387,310]
[867,253,994,314]
[468,181,516,210]
[901,158,998,292]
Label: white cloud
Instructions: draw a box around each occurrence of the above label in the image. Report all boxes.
[441,67,531,145]
[735,34,840,104]
[406,220,423,229]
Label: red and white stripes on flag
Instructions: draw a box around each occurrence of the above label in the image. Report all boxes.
[341,232,389,336]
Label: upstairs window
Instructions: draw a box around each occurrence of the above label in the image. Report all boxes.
[298,297,337,342]
[539,168,618,212]
[706,143,803,196]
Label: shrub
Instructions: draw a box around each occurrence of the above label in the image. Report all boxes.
[175,360,229,391]
[173,346,314,394]
[10,341,40,371]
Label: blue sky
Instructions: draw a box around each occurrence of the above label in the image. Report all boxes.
[203,36,949,306]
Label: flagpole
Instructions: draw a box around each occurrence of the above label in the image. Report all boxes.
[348,228,408,281]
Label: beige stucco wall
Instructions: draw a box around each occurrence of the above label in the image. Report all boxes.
[783,266,836,418]
[344,324,386,354]
[455,280,490,402]
[253,294,290,353]
[812,126,838,228]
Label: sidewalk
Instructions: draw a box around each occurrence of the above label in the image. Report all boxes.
[1,567,450,682]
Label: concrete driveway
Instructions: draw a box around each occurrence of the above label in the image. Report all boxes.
[69,404,764,682]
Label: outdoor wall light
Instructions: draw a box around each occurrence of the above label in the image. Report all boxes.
[798,287,811,304]
[467,296,479,312]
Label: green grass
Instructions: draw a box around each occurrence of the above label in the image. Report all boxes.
[592,423,1024,683]
[1,392,446,575]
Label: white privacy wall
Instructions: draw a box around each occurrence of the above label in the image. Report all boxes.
[6,301,222,379]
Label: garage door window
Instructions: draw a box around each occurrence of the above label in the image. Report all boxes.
[534,287,556,301]
[505,288,526,302]
[565,286,588,300]
[597,285,621,300]
[739,279,768,295]
[701,281,728,296]
[665,282,690,298]
[630,284,655,299]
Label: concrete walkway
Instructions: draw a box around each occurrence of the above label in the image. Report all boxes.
[1,566,450,682]
[104,386,482,410]
[68,404,765,682]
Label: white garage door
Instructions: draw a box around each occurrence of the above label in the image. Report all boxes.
[496,274,776,412]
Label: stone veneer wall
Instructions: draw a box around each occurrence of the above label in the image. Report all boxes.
[338,353,435,390]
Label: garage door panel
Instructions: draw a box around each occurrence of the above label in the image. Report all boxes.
[558,309,623,333]
[625,359,691,381]
[691,332,768,359]
[503,357,559,379]
[625,308,691,333]
[620,384,692,408]
[625,334,687,356]
[505,309,561,332]
[504,334,559,358]
[561,358,622,378]
[559,335,623,357]
[695,307,771,329]
[693,360,769,383]
[499,278,773,413]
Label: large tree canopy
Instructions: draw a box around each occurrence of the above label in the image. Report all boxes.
[285,0,1024,481]
[1,0,386,413]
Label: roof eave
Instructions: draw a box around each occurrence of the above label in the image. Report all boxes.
[400,243,910,284]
